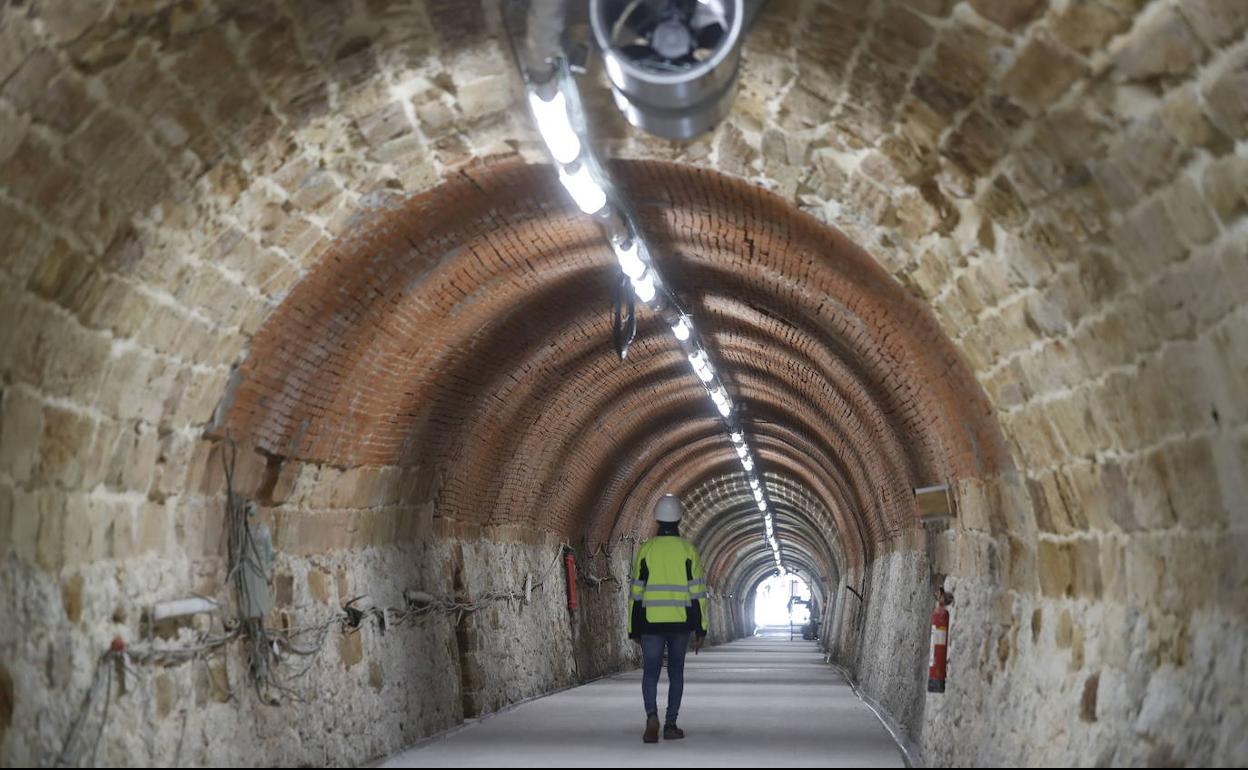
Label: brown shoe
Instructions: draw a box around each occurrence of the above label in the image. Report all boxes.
[643,715,660,743]
[663,723,685,740]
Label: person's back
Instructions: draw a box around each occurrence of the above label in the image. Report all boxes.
[628,494,708,743]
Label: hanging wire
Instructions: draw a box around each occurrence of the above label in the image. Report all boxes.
[56,433,633,762]
[55,646,120,768]
[576,533,640,592]
[612,271,637,360]
[222,438,288,704]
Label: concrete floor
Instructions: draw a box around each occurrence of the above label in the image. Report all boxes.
[380,628,905,768]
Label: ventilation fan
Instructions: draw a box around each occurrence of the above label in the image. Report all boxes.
[591,0,763,140]
[609,0,731,71]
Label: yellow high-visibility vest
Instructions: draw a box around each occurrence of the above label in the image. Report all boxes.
[628,535,708,634]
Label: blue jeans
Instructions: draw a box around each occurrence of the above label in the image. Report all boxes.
[641,632,691,724]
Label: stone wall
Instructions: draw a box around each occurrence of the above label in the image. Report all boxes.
[0,431,639,766]
[841,539,933,739]
[571,542,643,682]
[704,596,740,648]
[827,473,1248,767]
[0,540,589,766]
[919,472,1248,767]
[921,572,1248,766]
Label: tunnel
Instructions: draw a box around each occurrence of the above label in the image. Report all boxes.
[0,0,1245,766]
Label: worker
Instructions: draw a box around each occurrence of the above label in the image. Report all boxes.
[628,493,708,743]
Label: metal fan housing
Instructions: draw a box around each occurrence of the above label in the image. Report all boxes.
[590,0,746,140]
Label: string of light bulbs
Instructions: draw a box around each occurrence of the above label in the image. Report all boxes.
[519,55,784,573]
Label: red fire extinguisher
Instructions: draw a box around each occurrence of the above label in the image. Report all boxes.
[928,589,949,693]
[564,551,579,612]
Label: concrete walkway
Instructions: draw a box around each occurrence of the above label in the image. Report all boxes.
[380,628,905,768]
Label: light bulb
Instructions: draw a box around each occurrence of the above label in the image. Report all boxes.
[528,91,581,164]
[672,317,691,341]
[632,273,656,302]
[730,432,743,444]
[754,489,763,502]
[558,164,606,214]
[614,240,646,279]
[758,499,767,511]
[696,366,713,383]
[717,400,731,417]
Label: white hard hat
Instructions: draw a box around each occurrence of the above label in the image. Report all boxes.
[654,494,684,523]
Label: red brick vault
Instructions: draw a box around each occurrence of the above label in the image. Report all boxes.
[215,158,1007,586]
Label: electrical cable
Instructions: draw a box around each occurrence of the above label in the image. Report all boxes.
[612,271,637,360]
[57,450,649,762]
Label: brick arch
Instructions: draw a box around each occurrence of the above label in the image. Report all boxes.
[549,330,910,549]
[693,498,833,574]
[542,315,926,541]
[604,385,949,566]
[726,546,830,609]
[612,160,1009,476]
[562,369,887,548]
[607,436,869,578]
[690,495,843,595]
[602,423,868,559]
[220,160,1005,564]
[728,548,828,606]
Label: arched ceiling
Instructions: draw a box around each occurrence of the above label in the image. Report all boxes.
[217,159,1007,585]
[4,0,1233,620]
[681,470,847,600]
